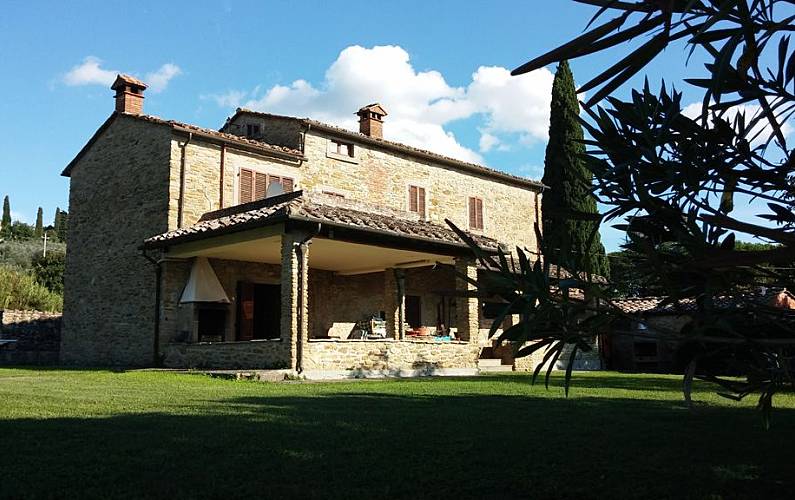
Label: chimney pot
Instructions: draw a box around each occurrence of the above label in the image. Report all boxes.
[111,74,148,114]
[356,103,387,139]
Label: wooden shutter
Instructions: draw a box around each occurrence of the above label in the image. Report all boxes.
[254,172,268,200]
[418,187,426,218]
[469,197,483,229]
[409,185,418,212]
[282,177,294,192]
[240,168,253,203]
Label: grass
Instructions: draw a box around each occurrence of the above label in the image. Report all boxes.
[1,369,794,499]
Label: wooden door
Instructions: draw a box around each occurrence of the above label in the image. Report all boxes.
[237,282,255,341]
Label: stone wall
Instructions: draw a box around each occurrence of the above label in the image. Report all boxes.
[162,339,289,369]
[167,137,303,229]
[298,132,541,254]
[220,115,541,253]
[62,115,172,366]
[0,310,62,365]
[302,338,479,373]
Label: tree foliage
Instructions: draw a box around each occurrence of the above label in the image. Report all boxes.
[31,252,65,296]
[34,207,43,238]
[454,0,795,427]
[542,60,610,277]
[1,195,10,236]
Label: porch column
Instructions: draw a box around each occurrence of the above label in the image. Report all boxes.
[455,258,479,342]
[281,231,311,370]
[384,268,405,340]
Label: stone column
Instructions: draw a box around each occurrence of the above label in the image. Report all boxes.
[384,268,405,340]
[281,232,311,370]
[455,258,479,343]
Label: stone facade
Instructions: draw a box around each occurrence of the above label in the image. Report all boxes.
[62,115,172,366]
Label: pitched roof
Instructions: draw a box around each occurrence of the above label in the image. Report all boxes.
[357,103,387,117]
[611,288,795,315]
[227,108,546,191]
[143,190,501,252]
[112,74,147,90]
[62,112,305,177]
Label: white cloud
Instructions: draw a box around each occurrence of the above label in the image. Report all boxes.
[145,63,182,93]
[682,101,793,145]
[216,45,554,164]
[62,57,181,93]
[63,56,117,87]
[479,132,501,152]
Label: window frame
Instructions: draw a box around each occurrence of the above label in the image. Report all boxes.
[326,138,359,164]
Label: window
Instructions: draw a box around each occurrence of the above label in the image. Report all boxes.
[245,124,261,138]
[330,139,354,157]
[239,168,294,203]
[468,197,484,230]
[408,185,426,218]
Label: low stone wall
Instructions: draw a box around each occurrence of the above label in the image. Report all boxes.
[0,309,62,365]
[303,339,480,374]
[162,339,290,369]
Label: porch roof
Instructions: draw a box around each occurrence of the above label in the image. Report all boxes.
[143,191,501,253]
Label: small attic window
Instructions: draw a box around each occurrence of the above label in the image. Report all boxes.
[330,139,354,157]
[245,124,261,138]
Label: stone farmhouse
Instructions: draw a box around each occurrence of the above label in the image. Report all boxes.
[60,74,545,377]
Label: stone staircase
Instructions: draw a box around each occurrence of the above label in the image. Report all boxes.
[477,357,513,372]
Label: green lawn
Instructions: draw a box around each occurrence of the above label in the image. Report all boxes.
[1,369,793,499]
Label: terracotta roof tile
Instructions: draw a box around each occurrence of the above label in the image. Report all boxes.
[130,113,304,156]
[611,288,795,315]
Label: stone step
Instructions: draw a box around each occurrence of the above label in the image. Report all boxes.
[479,364,514,373]
[477,358,503,367]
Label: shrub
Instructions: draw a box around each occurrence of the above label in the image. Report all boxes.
[31,252,65,295]
[0,265,62,312]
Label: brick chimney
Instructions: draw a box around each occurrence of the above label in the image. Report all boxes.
[356,103,387,139]
[111,74,147,114]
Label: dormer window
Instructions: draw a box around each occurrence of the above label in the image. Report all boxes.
[330,139,354,157]
[245,124,261,138]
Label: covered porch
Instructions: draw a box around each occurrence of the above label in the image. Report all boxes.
[144,192,493,376]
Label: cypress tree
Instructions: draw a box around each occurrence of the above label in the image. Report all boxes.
[1,196,10,236]
[34,207,44,237]
[53,208,61,239]
[541,61,609,277]
[56,210,69,242]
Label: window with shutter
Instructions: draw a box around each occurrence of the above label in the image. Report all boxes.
[469,197,484,230]
[240,168,253,204]
[408,185,426,217]
[240,169,297,204]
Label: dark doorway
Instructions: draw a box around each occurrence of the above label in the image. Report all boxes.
[237,282,281,340]
[405,295,421,329]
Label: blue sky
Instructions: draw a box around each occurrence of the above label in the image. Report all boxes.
[0,1,758,251]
